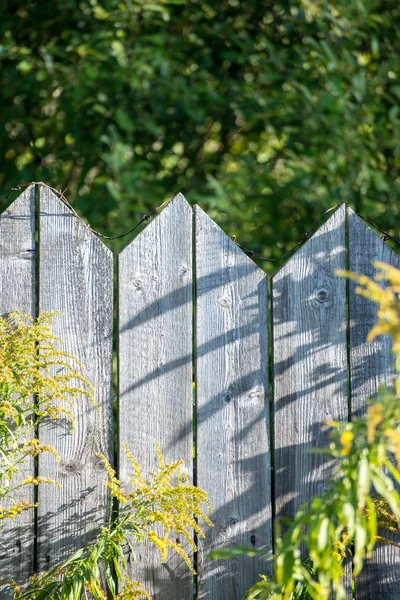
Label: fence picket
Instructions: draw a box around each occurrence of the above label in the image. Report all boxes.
[273,205,348,523]
[37,187,114,571]
[0,186,36,596]
[348,208,400,599]
[118,194,193,599]
[195,205,271,600]
[2,185,400,600]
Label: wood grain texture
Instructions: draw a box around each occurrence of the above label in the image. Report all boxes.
[348,208,400,599]
[195,205,271,600]
[273,205,348,522]
[119,194,193,599]
[0,187,36,596]
[37,187,114,571]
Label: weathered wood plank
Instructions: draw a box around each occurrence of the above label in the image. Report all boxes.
[0,186,36,596]
[119,194,193,600]
[273,205,348,522]
[37,187,114,571]
[348,208,400,600]
[195,205,271,600]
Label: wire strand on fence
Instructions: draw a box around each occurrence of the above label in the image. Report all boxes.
[235,204,342,262]
[0,181,171,241]
[1,182,399,261]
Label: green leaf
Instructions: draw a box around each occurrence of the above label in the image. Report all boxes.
[209,545,269,559]
[357,455,370,509]
[353,520,367,576]
[113,556,124,583]
[105,561,116,596]
[72,575,84,598]
[342,502,356,538]
[317,517,329,553]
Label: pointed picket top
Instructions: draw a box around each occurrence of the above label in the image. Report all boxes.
[272,203,348,529]
[0,185,36,313]
[39,185,112,256]
[195,204,271,599]
[37,185,114,571]
[0,182,35,218]
[119,190,193,598]
[347,205,400,271]
[272,203,346,280]
[195,203,268,285]
[119,191,191,256]
[0,184,36,597]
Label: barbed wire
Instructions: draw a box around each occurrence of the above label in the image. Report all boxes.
[356,213,400,246]
[235,204,342,262]
[0,181,171,241]
[1,182,399,261]
[237,204,400,262]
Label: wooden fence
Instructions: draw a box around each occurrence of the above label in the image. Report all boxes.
[0,184,399,599]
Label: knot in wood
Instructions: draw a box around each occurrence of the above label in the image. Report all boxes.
[132,278,142,290]
[316,288,328,303]
[179,263,189,277]
[219,525,228,537]
[61,460,82,475]
[247,386,262,401]
[218,295,232,308]
[223,390,233,403]
[311,268,334,309]
[93,457,106,472]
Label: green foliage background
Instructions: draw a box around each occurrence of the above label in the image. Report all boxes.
[1,0,400,266]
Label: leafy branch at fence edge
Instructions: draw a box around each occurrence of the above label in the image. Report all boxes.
[211,262,400,600]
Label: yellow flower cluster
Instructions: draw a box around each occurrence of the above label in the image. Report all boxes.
[0,311,95,521]
[372,496,399,534]
[21,476,60,487]
[23,439,60,460]
[0,579,21,594]
[115,578,152,599]
[0,500,35,520]
[332,531,351,562]
[98,442,212,574]
[0,311,96,426]
[339,431,354,455]
[337,262,400,385]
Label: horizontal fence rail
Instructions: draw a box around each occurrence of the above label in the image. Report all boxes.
[0,184,399,599]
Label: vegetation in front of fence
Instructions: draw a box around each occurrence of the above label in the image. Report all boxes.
[212,262,400,600]
[11,444,212,600]
[0,311,95,521]
[0,311,212,599]
[213,389,400,600]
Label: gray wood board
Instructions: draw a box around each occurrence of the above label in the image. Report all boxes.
[348,208,400,599]
[37,187,114,571]
[118,194,193,599]
[0,187,36,596]
[272,205,348,526]
[195,205,271,600]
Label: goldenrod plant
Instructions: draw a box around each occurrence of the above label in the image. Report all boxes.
[0,311,94,521]
[337,261,400,388]
[0,311,212,599]
[212,262,400,600]
[11,444,212,600]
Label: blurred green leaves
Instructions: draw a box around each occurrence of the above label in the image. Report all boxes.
[1,0,400,262]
